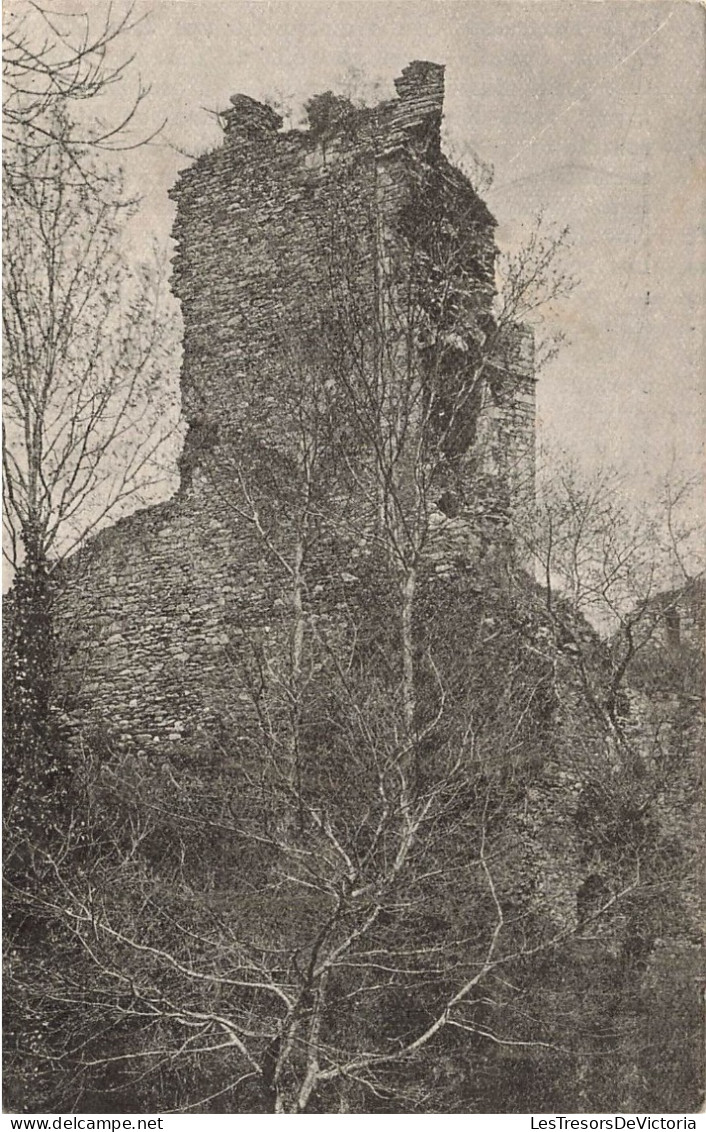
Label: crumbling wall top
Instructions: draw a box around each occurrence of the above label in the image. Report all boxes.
[394,60,445,102]
[220,60,446,149]
[222,93,283,138]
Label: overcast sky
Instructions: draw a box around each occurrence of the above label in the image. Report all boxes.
[104,0,704,503]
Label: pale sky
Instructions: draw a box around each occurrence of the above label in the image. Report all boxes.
[91,1,706,503]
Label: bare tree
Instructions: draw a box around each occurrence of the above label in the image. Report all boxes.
[525,452,703,619]
[2,3,178,807]
[305,161,576,776]
[495,211,576,371]
[2,107,179,894]
[6,560,644,1113]
[3,0,159,185]
[518,452,704,728]
[3,116,179,575]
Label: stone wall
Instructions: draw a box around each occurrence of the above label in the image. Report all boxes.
[54,470,360,752]
[53,61,537,753]
[170,60,535,512]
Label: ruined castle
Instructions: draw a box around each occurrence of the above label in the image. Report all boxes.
[23,66,702,1112]
[55,62,536,753]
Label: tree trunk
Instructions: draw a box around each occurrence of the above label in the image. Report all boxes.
[400,564,418,792]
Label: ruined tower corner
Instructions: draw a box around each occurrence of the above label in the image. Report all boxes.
[394,60,446,105]
[388,60,446,154]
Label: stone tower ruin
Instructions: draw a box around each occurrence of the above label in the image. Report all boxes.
[54,61,536,753]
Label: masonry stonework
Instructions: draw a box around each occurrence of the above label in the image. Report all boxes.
[54,62,537,754]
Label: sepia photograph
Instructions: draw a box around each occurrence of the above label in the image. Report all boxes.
[3,0,704,1116]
